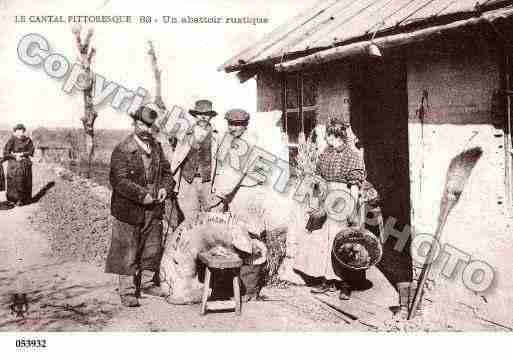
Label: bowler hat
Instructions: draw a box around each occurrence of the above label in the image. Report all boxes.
[189,100,217,118]
[225,109,250,126]
[13,124,26,132]
[130,105,158,126]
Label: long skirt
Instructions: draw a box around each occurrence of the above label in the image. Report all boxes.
[294,211,346,281]
[0,162,5,192]
[6,159,32,203]
[294,182,363,283]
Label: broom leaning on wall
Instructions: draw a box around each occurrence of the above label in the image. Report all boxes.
[408,147,483,320]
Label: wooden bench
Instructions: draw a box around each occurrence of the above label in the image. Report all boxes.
[198,251,243,316]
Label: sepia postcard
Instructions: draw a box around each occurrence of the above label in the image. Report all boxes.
[1,1,513,352]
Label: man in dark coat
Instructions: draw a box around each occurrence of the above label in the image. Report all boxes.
[105,105,175,307]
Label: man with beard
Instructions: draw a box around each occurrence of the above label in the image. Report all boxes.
[3,124,35,206]
[105,105,175,307]
[171,99,218,221]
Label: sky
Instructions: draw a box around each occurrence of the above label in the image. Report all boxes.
[0,0,318,130]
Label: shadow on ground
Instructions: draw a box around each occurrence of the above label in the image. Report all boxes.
[29,181,56,204]
[0,181,55,211]
[0,261,119,331]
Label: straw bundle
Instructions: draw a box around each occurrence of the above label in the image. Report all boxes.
[296,131,318,179]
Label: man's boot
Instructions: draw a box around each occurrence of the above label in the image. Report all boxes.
[152,271,161,287]
[141,271,167,297]
[396,282,410,319]
[133,271,142,298]
[119,275,140,307]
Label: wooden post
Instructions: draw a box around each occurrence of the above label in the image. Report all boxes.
[233,269,241,315]
[200,267,211,315]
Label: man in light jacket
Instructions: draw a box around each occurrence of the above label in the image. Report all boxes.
[170,100,219,221]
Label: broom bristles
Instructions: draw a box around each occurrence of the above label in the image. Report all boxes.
[444,146,483,198]
[410,147,483,319]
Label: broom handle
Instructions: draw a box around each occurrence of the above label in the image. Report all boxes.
[408,198,453,320]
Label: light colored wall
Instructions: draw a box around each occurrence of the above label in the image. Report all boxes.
[407,41,513,317]
[255,46,513,319]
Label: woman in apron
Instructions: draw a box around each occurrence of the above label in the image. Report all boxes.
[294,117,366,300]
[3,124,34,206]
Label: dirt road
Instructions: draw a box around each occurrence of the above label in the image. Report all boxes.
[0,163,352,331]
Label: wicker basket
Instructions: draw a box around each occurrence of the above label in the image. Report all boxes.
[332,227,383,271]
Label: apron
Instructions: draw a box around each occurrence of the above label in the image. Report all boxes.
[293,182,353,281]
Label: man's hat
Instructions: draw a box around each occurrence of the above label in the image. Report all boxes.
[189,100,217,118]
[13,123,26,132]
[130,105,158,126]
[225,109,250,127]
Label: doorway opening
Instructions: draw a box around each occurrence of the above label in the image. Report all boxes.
[350,56,413,287]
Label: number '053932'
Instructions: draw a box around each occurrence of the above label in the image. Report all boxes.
[15,339,47,348]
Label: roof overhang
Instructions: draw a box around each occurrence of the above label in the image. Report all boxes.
[275,6,513,72]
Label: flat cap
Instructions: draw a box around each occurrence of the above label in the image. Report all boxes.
[225,109,250,126]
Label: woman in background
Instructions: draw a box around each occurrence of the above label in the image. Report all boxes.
[0,157,5,194]
[294,117,366,300]
[3,124,34,206]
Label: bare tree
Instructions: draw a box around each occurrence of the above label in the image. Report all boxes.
[72,25,97,177]
[147,40,166,111]
[147,40,175,151]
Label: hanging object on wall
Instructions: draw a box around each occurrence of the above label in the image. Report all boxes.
[416,89,430,121]
[366,43,382,58]
[416,90,429,196]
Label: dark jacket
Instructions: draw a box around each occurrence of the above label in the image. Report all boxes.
[3,136,35,159]
[0,160,4,192]
[180,131,212,184]
[110,135,175,225]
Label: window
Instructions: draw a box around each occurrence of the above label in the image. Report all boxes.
[282,72,318,171]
